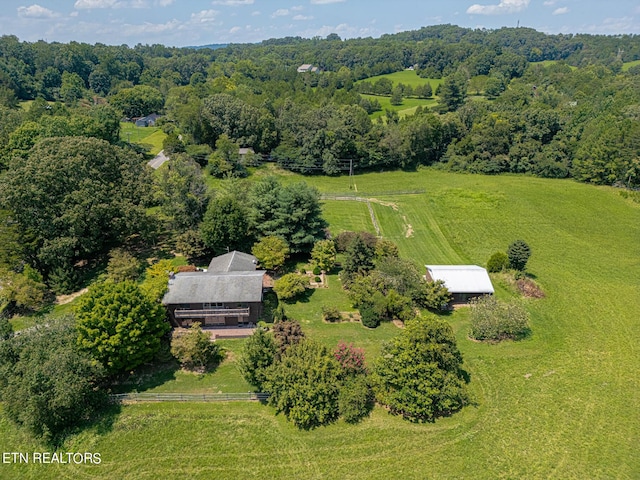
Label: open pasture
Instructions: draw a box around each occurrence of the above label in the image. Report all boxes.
[358,70,445,89]
[1,169,638,479]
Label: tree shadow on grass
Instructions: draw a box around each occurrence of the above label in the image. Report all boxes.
[47,400,122,449]
[109,360,179,394]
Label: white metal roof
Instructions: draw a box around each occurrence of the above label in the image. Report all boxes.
[425,265,494,294]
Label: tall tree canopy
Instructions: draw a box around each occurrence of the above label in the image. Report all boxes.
[0,318,108,441]
[249,176,327,254]
[1,136,152,276]
[75,281,170,375]
[372,316,470,422]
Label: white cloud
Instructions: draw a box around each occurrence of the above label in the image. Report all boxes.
[302,22,377,39]
[130,0,149,8]
[121,19,180,35]
[552,7,569,15]
[212,0,254,5]
[291,5,303,11]
[251,10,260,16]
[293,15,313,20]
[272,8,290,17]
[229,26,241,33]
[17,4,60,18]
[74,0,121,8]
[466,0,530,15]
[157,0,174,5]
[310,0,346,4]
[190,9,220,23]
[543,0,556,5]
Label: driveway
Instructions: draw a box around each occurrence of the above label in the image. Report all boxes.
[148,150,168,169]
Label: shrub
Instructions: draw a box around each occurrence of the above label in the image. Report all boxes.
[273,273,308,302]
[106,248,141,283]
[322,305,342,322]
[416,280,452,312]
[507,240,531,271]
[469,296,530,341]
[374,238,399,259]
[487,251,509,273]
[334,341,367,376]
[312,266,322,275]
[335,231,377,253]
[339,376,374,424]
[260,290,278,323]
[272,303,288,323]
[272,319,305,356]
[360,304,380,328]
[170,323,223,371]
[314,276,321,282]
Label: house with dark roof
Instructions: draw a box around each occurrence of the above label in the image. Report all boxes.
[162,251,265,328]
[425,265,494,304]
[135,113,160,127]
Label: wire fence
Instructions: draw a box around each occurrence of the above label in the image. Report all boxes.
[110,392,269,403]
[321,189,425,199]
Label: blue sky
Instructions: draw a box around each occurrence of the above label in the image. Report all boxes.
[1,1,639,47]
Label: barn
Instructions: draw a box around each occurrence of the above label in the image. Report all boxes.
[425,265,494,304]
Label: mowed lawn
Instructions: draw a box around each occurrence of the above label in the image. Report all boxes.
[1,170,639,479]
[361,93,438,120]
[119,122,166,155]
[356,70,443,119]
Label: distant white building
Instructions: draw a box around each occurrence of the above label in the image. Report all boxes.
[425,265,494,303]
[297,64,313,73]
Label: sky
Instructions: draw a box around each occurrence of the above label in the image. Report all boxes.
[1,0,639,47]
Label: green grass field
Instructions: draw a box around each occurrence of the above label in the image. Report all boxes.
[1,169,639,479]
[360,70,445,89]
[361,94,438,119]
[622,59,640,71]
[356,70,443,119]
[120,122,166,155]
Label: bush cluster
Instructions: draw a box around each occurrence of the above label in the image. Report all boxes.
[469,296,530,341]
[486,251,509,273]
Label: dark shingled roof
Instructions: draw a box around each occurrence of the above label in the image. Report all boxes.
[162,271,265,304]
[208,251,258,272]
[162,251,264,305]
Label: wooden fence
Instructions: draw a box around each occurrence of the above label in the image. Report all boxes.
[110,392,269,403]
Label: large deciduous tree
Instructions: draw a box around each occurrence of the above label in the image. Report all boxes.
[109,85,164,118]
[0,318,108,441]
[311,239,337,272]
[200,196,252,255]
[153,153,209,230]
[0,136,151,280]
[251,235,289,271]
[371,315,470,422]
[75,281,170,375]
[263,340,342,430]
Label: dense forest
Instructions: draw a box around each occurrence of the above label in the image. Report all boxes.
[1,24,639,299]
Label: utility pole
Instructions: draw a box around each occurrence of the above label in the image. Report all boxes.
[349,158,354,190]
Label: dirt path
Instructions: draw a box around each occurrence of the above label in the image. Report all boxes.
[56,288,88,305]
